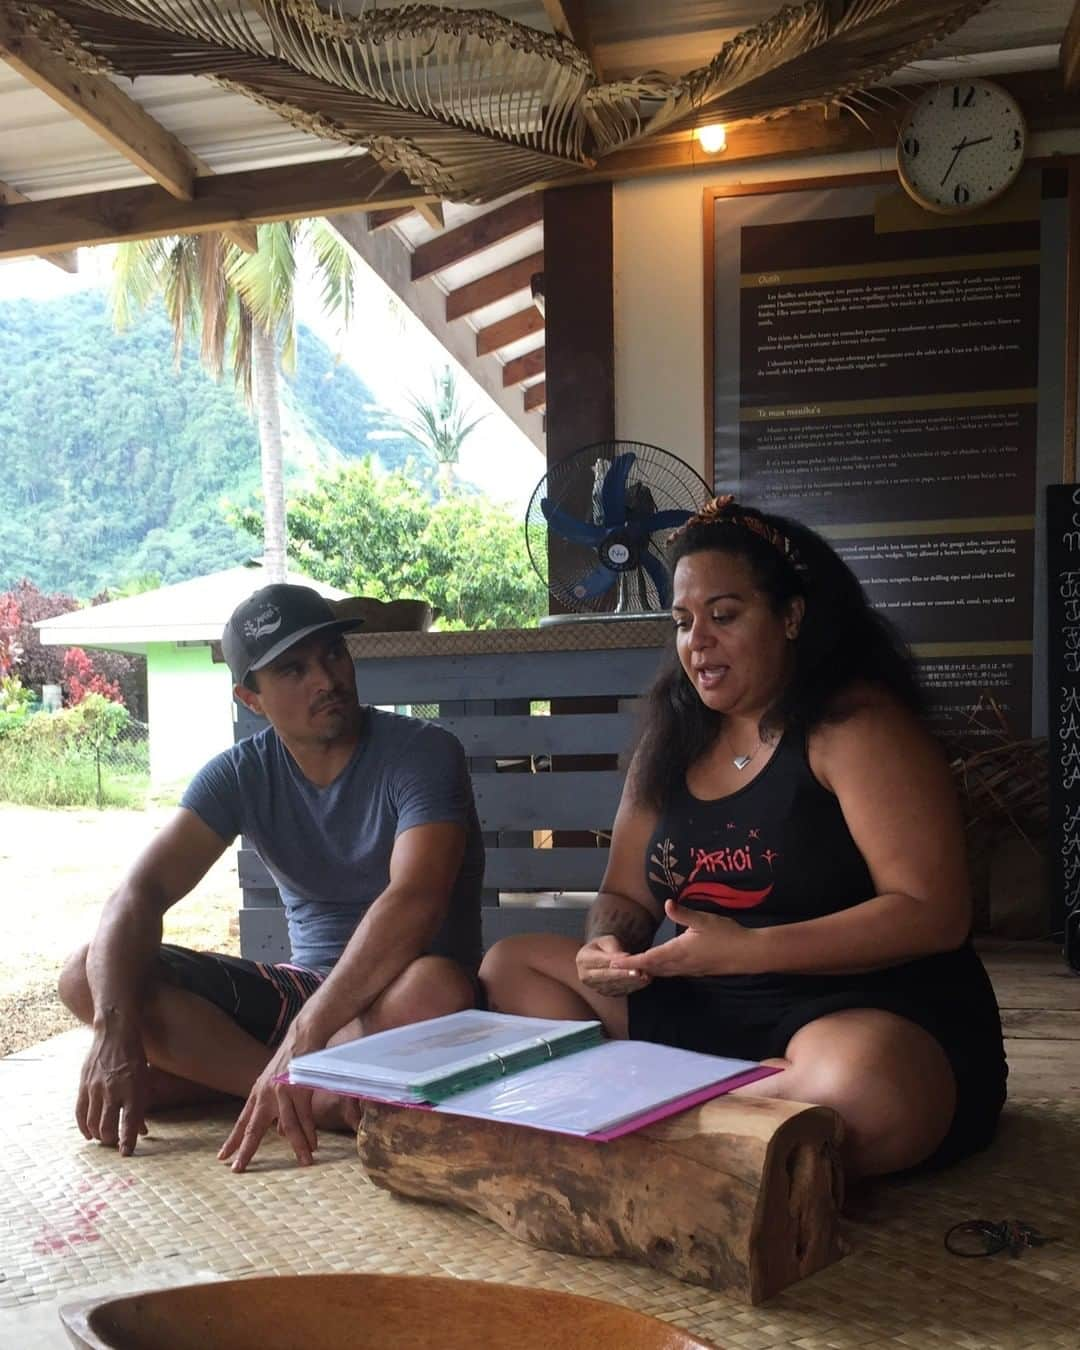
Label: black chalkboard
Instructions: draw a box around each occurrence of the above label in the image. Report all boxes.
[1045,484,1080,967]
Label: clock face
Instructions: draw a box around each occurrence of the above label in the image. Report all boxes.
[896,79,1027,214]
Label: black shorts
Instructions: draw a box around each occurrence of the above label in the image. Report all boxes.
[627,943,1007,1171]
[157,944,326,1050]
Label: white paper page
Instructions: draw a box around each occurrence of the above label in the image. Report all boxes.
[288,1009,600,1090]
[432,1039,760,1135]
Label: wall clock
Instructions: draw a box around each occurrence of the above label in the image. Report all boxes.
[896,78,1027,214]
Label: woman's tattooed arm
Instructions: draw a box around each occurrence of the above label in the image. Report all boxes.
[584,893,658,954]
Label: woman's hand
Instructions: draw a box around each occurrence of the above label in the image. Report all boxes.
[607,900,764,979]
[576,934,652,997]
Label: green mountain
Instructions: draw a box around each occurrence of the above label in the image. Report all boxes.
[0,289,422,597]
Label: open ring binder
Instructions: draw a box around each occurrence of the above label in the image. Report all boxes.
[285,1009,778,1140]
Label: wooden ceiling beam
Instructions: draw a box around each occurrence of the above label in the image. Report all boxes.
[366,200,444,232]
[0,178,77,272]
[0,8,198,201]
[1063,0,1080,90]
[524,381,546,412]
[0,5,253,251]
[541,1,599,73]
[476,306,544,356]
[588,110,881,181]
[445,250,544,321]
[1,64,1069,264]
[574,68,1080,185]
[366,205,414,232]
[0,160,429,260]
[414,201,445,230]
[502,347,545,387]
[412,194,543,281]
[224,222,260,254]
[0,9,254,252]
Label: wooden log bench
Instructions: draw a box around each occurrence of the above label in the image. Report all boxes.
[356,1095,845,1305]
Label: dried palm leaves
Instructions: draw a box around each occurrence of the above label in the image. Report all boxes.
[19,0,990,201]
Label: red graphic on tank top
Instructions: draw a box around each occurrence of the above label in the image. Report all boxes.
[649,834,780,909]
[679,879,774,909]
[677,842,775,911]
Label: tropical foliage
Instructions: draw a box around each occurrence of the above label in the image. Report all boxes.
[0,579,144,714]
[0,693,146,809]
[232,458,546,631]
[113,221,359,581]
[395,366,485,493]
[0,291,419,597]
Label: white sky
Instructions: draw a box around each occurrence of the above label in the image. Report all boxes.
[0,246,545,511]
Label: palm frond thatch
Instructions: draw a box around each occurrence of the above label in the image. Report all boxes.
[22,0,992,202]
[584,0,991,149]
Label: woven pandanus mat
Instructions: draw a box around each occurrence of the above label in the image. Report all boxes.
[1,1030,1078,1350]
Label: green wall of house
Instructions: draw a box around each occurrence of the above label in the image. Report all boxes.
[146,643,233,786]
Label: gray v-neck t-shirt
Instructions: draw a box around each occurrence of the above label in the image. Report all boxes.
[181,708,483,973]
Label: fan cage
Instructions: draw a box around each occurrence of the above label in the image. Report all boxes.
[525,441,714,618]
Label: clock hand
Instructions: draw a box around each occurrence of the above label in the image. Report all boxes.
[940,136,968,186]
[941,134,994,186]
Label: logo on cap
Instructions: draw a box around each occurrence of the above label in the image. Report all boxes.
[242,604,283,641]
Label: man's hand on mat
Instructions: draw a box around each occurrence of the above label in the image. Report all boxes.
[76,1023,150,1157]
[608,900,763,979]
[218,1023,322,1172]
[576,935,652,997]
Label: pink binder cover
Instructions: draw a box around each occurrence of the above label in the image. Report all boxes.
[278,1063,781,1141]
[584,1063,780,1140]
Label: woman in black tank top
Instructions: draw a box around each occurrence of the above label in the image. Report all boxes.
[481,498,1006,1178]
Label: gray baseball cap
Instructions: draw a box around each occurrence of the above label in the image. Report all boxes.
[222,584,363,685]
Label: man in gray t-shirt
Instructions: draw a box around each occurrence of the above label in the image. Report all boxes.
[59,584,483,1172]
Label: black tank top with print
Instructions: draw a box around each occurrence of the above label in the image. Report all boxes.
[646,730,875,929]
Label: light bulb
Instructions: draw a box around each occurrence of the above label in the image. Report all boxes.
[695,124,727,155]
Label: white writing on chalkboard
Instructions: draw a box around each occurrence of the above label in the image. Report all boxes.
[1056,491,1080,919]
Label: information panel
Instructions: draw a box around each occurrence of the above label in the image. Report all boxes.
[712,176,1066,737]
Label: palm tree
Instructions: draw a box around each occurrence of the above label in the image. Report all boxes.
[112,221,355,582]
[397,366,486,495]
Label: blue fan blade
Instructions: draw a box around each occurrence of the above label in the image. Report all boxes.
[600,453,636,528]
[541,498,607,547]
[640,549,673,609]
[571,564,619,602]
[641,508,694,532]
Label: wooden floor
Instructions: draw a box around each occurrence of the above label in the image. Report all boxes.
[979,939,1080,1099]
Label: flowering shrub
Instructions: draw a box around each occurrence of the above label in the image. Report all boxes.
[0,595,22,678]
[61,647,123,706]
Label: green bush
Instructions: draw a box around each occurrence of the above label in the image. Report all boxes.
[0,675,34,715]
[0,699,148,808]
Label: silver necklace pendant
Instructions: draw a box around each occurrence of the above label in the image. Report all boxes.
[732,753,753,771]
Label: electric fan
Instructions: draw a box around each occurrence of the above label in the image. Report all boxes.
[525,441,714,621]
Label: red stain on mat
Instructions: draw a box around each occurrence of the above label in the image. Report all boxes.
[34,1176,136,1254]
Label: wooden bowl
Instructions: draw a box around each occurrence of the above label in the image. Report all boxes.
[60,1273,721,1349]
[331,596,437,632]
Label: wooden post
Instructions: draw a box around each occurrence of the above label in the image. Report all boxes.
[542,182,619,849]
[357,1095,845,1304]
[543,181,614,464]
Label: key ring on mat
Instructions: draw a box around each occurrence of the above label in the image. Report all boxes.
[944,1219,1055,1258]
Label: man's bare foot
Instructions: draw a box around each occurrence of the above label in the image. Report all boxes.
[312,1089,363,1134]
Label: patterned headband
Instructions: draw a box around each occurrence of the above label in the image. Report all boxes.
[674,495,807,574]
